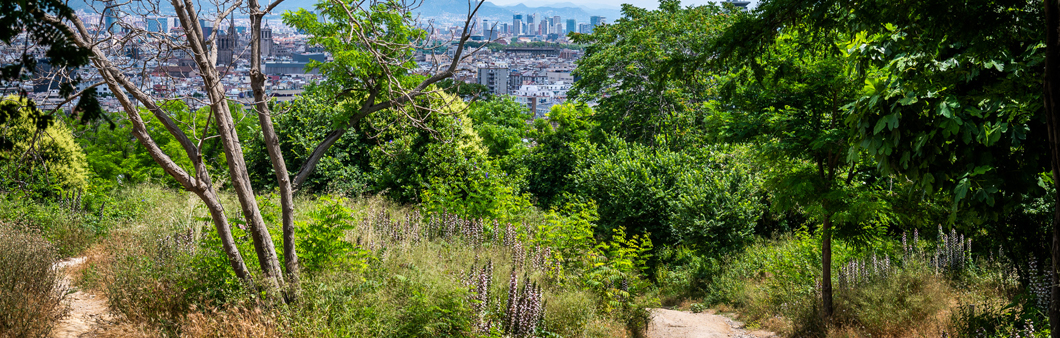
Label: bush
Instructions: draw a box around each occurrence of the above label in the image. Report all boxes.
[0,225,68,338]
[103,226,248,334]
[0,96,88,197]
[569,137,764,254]
[298,195,372,274]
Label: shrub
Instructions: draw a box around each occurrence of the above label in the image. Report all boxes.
[569,137,764,254]
[298,195,372,274]
[0,225,68,338]
[0,96,88,197]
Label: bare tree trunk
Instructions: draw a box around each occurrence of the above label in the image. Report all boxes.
[248,0,299,300]
[56,12,262,287]
[1045,1,1060,336]
[170,0,286,296]
[821,213,833,321]
[197,188,257,290]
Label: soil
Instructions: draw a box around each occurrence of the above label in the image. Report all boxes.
[51,257,111,338]
[646,308,777,338]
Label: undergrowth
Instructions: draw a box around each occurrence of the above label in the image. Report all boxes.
[71,185,651,337]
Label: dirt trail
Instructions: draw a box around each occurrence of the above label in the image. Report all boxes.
[51,257,110,338]
[646,308,777,338]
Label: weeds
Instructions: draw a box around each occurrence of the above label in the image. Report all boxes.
[0,225,68,338]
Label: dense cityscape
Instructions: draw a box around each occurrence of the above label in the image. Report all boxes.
[2,6,628,118]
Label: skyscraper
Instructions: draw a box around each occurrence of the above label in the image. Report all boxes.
[526,14,537,35]
[513,14,523,36]
[566,19,576,35]
[147,16,168,33]
[539,19,548,35]
[590,16,605,33]
[103,1,120,35]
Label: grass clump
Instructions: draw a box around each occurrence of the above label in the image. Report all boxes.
[0,224,68,338]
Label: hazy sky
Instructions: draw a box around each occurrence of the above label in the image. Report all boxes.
[482,0,754,10]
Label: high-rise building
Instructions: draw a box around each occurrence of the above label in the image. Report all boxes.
[552,16,561,32]
[103,1,120,35]
[566,19,576,35]
[578,23,590,34]
[590,16,606,32]
[147,16,169,33]
[513,14,523,36]
[526,14,537,35]
[199,19,214,40]
[539,19,548,35]
[478,67,510,95]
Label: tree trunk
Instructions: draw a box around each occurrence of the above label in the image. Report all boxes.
[821,213,833,321]
[170,0,285,297]
[197,188,256,291]
[1045,1,1060,336]
[248,0,299,300]
[206,94,286,295]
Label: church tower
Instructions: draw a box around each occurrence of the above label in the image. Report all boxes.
[216,17,237,66]
[260,20,274,57]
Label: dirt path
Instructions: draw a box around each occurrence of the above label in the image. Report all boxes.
[646,308,777,338]
[51,257,110,338]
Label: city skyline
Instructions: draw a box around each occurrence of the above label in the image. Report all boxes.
[481,0,757,10]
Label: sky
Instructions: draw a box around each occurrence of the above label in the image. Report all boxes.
[481,0,756,10]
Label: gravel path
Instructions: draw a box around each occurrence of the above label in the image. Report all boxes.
[51,257,110,338]
[646,308,777,338]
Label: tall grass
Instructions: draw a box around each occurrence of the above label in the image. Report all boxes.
[667,229,1023,337]
[0,225,68,338]
[74,186,639,337]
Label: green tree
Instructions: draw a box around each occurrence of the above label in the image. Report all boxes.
[708,31,890,318]
[523,102,598,207]
[569,137,764,255]
[712,0,1050,323]
[569,0,736,147]
[467,96,533,182]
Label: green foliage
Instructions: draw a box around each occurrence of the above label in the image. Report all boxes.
[467,96,532,162]
[282,0,422,114]
[532,198,599,274]
[77,100,259,192]
[569,137,764,254]
[0,96,88,197]
[569,0,737,147]
[523,102,598,208]
[299,195,372,274]
[248,84,373,195]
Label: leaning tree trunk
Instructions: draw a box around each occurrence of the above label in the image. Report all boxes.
[1045,1,1060,336]
[170,0,286,296]
[248,0,300,300]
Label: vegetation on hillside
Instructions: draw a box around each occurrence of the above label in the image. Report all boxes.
[5,0,1060,337]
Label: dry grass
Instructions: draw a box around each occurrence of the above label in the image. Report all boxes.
[0,225,69,338]
[179,305,281,338]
